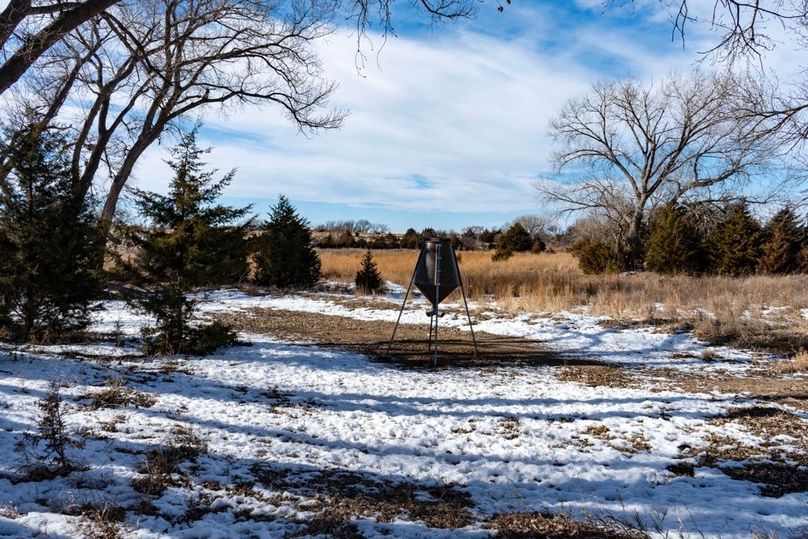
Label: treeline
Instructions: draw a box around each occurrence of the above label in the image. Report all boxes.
[0,129,321,351]
[571,202,808,276]
[315,219,559,255]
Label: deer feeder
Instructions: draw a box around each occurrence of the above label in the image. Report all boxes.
[388,238,478,366]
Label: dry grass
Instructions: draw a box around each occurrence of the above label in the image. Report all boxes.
[486,511,649,539]
[251,464,475,531]
[777,349,808,373]
[131,426,206,496]
[81,378,156,411]
[320,249,808,353]
[76,503,126,539]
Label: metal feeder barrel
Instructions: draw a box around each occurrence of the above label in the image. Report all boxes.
[413,239,460,306]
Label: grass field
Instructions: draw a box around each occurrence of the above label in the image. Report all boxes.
[319,249,808,355]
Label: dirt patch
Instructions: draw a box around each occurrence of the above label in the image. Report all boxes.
[218,307,594,369]
[251,464,474,530]
[557,365,638,388]
[680,406,808,497]
[486,511,649,539]
[662,371,808,411]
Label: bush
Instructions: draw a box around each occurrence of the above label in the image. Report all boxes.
[759,206,804,275]
[570,239,620,274]
[491,247,513,262]
[531,237,547,254]
[497,223,533,253]
[354,250,385,294]
[254,195,320,289]
[645,204,706,274]
[118,130,250,355]
[707,202,764,276]
[24,381,81,475]
[0,127,103,342]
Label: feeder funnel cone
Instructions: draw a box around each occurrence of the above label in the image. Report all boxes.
[413,238,461,306]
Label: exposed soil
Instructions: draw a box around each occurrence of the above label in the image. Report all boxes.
[216,307,808,405]
[676,405,808,497]
[217,307,596,369]
[663,370,808,411]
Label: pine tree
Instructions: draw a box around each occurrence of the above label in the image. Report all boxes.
[498,222,533,253]
[354,249,385,294]
[254,195,320,289]
[401,228,420,249]
[0,127,103,342]
[119,130,251,355]
[759,206,804,274]
[707,202,764,276]
[646,204,706,274]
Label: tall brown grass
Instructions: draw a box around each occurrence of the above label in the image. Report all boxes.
[319,249,808,338]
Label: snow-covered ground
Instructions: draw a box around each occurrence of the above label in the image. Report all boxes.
[1,290,806,538]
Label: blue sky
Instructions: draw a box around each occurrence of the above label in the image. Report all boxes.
[129,0,804,232]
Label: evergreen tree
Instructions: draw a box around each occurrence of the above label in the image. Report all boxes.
[401,228,420,249]
[254,195,320,289]
[759,206,804,274]
[646,204,706,274]
[707,202,764,276]
[0,127,103,342]
[498,222,533,253]
[119,130,251,354]
[354,249,385,294]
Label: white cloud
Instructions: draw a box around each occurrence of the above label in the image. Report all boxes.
[126,5,805,219]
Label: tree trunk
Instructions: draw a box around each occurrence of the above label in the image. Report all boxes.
[98,134,154,231]
[624,208,646,271]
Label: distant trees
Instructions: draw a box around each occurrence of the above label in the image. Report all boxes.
[572,201,808,276]
[254,195,321,289]
[117,131,249,355]
[543,71,778,271]
[0,127,103,342]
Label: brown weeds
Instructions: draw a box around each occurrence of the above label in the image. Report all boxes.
[319,249,808,352]
[81,378,156,411]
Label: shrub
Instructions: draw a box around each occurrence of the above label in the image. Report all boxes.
[531,237,547,254]
[645,204,706,274]
[707,202,764,276]
[24,381,81,475]
[491,247,513,262]
[0,127,103,342]
[497,222,533,253]
[118,129,250,355]
[759,206,804,275]
[570,239,619,274]
[400,228,420,249]
[354,250,385,294]
[254,195,321,289]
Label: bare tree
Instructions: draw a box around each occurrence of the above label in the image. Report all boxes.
[513,215,557,238]
[0,0,119,95]
[541,71,778,269]
[3,0,347,226]
[609,1,808,147]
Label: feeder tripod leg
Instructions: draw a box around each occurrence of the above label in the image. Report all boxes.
[433,311,439,368]
[428,310,434,351]
[459,281,479,359]
[387,257,420,356]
